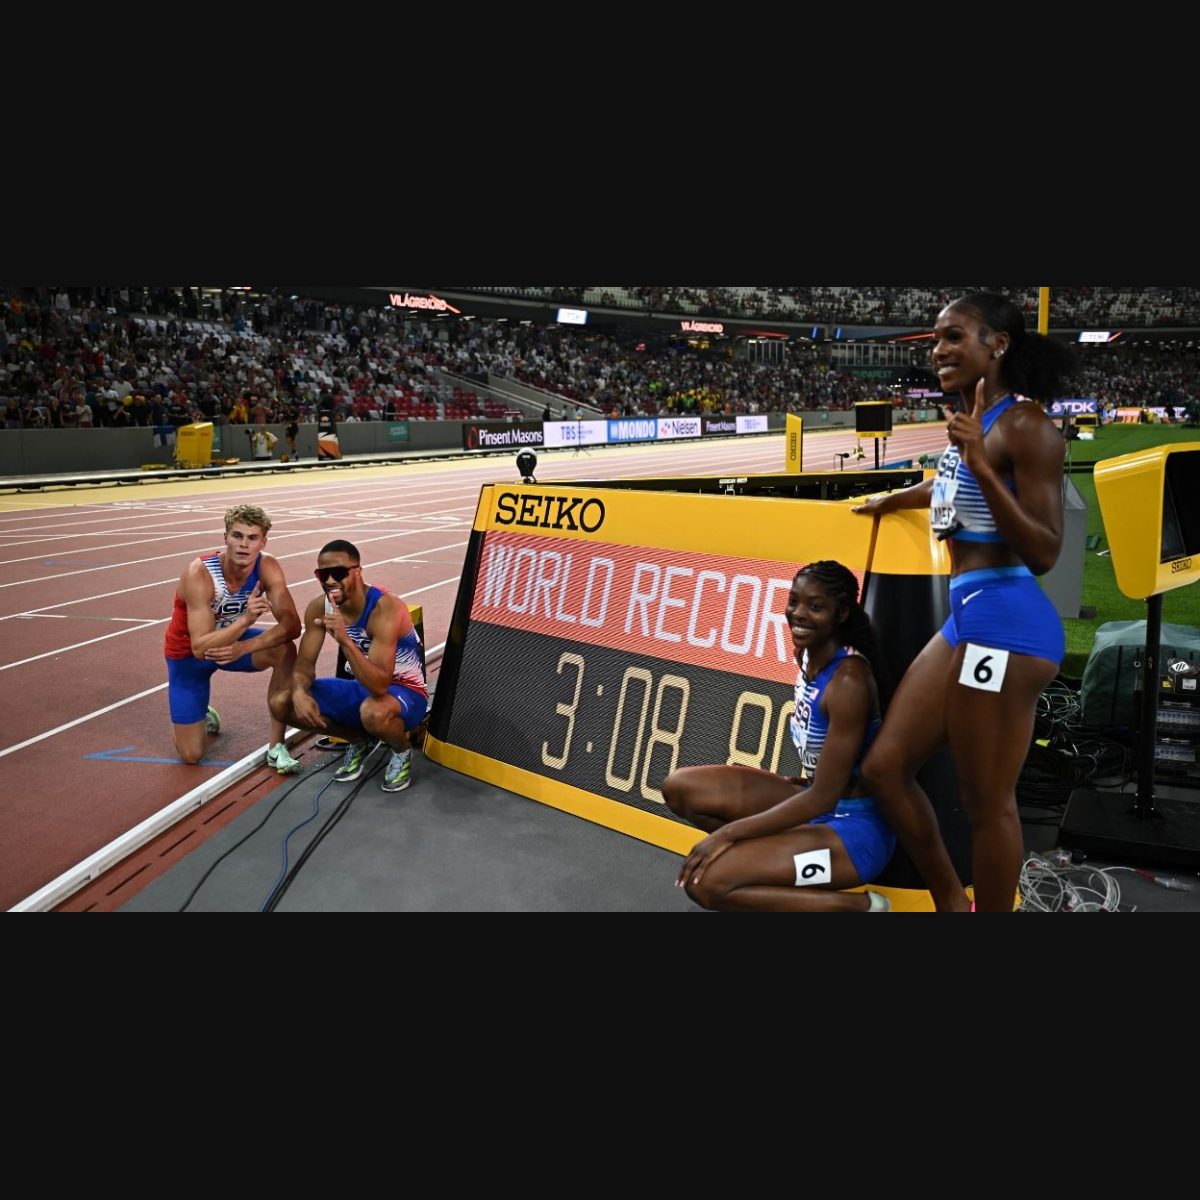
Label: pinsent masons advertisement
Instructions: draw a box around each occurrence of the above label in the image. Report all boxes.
[469,415,774,453]
[462,421,546,452]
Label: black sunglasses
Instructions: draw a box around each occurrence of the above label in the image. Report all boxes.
[314,565,357,583]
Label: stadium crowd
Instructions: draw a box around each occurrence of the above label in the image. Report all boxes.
[459,285,1200,328]
[2,286,1198,431]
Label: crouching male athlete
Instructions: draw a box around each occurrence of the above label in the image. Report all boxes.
[164,504,301,771]
[273,540,428,792]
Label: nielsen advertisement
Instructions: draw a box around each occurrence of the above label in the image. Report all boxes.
[657,416,703,441]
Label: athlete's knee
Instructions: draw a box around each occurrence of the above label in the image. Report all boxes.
[859,747,894,797]
[359,695,397,734]
[262,643,295,669]
[661,767,703,817]
[661,770,688,817]
[684,871,729,911]
[960,785,1021,828]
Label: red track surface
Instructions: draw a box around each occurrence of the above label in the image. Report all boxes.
[0,426,950,909]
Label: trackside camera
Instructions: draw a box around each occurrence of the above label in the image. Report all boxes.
[516,450,538,484]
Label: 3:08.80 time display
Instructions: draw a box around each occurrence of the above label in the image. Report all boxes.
[442,624,800,819]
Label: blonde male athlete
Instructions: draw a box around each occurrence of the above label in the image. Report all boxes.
[163,504,302,772]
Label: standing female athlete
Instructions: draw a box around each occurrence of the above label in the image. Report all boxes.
[854,292,1077,912]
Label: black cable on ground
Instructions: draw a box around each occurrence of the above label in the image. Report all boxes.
[178,752,337,912]
[1019,677,1138,810]
[261,756,385,912]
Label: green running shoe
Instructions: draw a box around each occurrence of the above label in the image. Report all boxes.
[381,749,413,793]
[334,740,373,782]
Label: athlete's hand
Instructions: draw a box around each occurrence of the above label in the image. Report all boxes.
[852,494,892,517]
[204,643,242,664]
[293,690,325,729]
[317,606,349,646]
[245,583,272,622]
[676,830,736,890]
[947,378,989,472]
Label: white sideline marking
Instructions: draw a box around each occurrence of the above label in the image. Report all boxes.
[0,683,169,759]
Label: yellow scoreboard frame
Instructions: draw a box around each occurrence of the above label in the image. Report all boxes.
[1094,443,1200,598]
[426,480,951,858]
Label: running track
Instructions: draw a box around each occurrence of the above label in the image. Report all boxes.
[0,423,951,909]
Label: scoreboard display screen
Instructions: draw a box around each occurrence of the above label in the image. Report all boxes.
[427,481,954,858]
[855,401,894,438]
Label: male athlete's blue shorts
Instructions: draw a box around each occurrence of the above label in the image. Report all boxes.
[309,677,429,732]
[165,628,265,724]
[811,798,896,883]
[941,566,1064,664]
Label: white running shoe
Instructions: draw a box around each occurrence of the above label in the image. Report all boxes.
[267,742,301,775]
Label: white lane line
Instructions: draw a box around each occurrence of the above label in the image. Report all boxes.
[16,614,153,623]
[0,506,479,576]
[0,535,469,622]
[0,528,227,565]
[0,682,168,759]
[0,533,80,541]
[0,621,164,671]
[400,576,460,598]
[0,565,461,675]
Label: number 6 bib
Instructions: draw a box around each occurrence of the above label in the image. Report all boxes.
[959,643,1009,693]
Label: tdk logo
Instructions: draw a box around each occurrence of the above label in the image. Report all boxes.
[496,492,606,533]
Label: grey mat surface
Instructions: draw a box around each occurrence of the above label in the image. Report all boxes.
[122,751,697,912]
[120,751,1200,912]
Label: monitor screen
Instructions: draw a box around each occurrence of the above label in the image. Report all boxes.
[1162,490,1186,563]
[855,403,893,435]
[1163,455,1200,562]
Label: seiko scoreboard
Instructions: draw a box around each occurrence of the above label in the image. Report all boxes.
[426,473,955,861]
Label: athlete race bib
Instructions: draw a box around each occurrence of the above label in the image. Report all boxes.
[931,475,958,533]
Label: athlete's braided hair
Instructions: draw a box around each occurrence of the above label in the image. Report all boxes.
[794,560,891,710]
